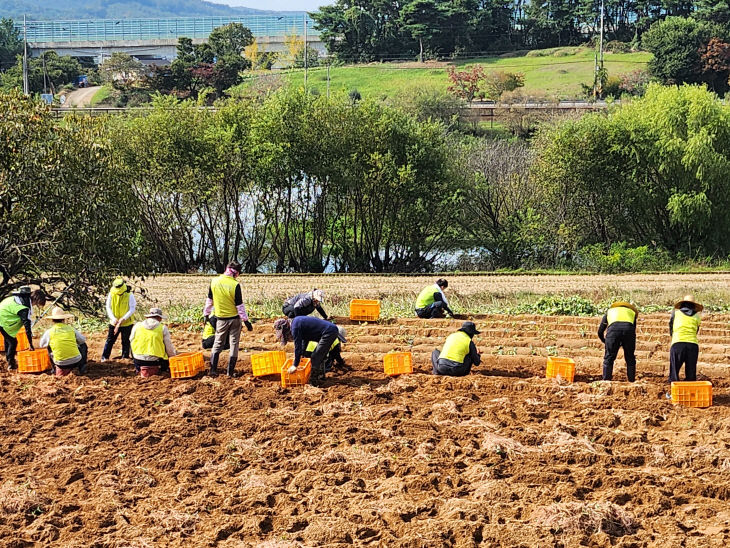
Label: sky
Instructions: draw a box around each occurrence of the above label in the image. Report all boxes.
[215,0,324,11]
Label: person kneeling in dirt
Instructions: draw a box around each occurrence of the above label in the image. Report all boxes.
[201,316,229,351]
[431,321,481,377]
[282,289,328,320]
[415,279,454,319]
[598,301,638,382]
[303,326,350,373]
[274,316,345,387]
[0,286,46,370]
[39,307,88,376]
[669,295,703,382]
[130,308,177,377]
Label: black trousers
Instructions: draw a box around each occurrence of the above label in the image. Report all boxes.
[602,324,636,382]
[431,349,473,377]
[52,343,89,375]
[202,336,229,351]
[102,324,132,359]
[669,342,699,382]
[0,326,19,368]
[282,302,296,319]
[416,301,445,319]
[310,330,339,382]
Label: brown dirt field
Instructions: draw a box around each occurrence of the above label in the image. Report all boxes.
[1,314,730,547]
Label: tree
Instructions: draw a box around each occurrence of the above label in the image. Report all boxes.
[701,37,730,94]
[401,0,445,62]
[100,52,144,90]
[0,91,148,311]
[0,18,22,72]
[208,23,254,59]
[642,16,716,85]
[483,71,525,100]
[1,50,82,94]
[447,65,486,105]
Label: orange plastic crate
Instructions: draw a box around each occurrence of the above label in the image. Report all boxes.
[0,335,3,351]
[281,358,311,388]
[349,299,381,321]
[16,328,30,352]
[17,349,51,373]
[546,356,575,382]
[251,350,286,377]
[384,351,413,376]
[170,351,205,379]
[671,381,712,408]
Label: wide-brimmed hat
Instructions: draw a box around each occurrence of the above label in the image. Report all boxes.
[273,317,292,345]
[674,295,703,312]
[610,301,638,315]
[313,289,325,302]
[337,325,347,344]
[145,307,166,319]
[459,321,481,336]
[12,286,31,296]
[49,306,73,320]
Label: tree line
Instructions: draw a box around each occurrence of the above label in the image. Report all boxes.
[312,1,729,61]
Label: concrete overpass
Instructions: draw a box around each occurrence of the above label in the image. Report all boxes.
[18,15,325,62]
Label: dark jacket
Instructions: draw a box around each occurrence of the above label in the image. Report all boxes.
[292,316,338,367]
[284,292,328,319]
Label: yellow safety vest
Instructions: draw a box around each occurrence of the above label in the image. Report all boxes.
[440,331,471,363]
[0,296,27,337]
[203,323,215,339]
[48,324,80,362]
[607,306,636,325]
[132,324,167,359]
[672,310,700,345]
[306,338,340,353]
[416,285,437,309]
[109,284,133,327]
[211,275,239,318]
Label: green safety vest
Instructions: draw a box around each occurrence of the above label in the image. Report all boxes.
[416,285,437,309]
[607,306,636,325]
[203,322,215,339]
[109,284,133,327]
[211,275,239,318]
[132,323,167,359]
[48,324,80,363]
[672,310,700,345]
[306,338,340,353]
[0,296,27,337]
[440,331,471,363]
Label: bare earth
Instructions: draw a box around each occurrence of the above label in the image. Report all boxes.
[1,310,729,546]
[60,86,101,108]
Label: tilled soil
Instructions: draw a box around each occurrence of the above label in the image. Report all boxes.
[1,314,729,547]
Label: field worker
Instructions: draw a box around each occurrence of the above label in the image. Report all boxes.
[431,321,481,376]
[101,277,136,362]
[39,307,88,376]
[274,316,344,387]
[0,286,46,370]
[303,326,350,373]
[282,289,328,320]
[203,260,253,378]
[130,307,176,377]
[201,316,229,351]
[415,279,454,319]
[597,301,638,382]
[669,295,703,382]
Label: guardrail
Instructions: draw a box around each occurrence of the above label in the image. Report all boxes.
[18,15,318,43]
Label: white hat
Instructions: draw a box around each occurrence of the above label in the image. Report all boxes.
[145,307,167,319]
[313,289,325,302]
[337,325,347,344]
[49,306,73,320]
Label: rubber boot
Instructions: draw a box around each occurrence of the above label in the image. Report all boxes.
[226,356,237,378]
[209,353,219,377]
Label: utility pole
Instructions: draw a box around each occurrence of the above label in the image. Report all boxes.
[326,62,330,98]
[304,16,308,90]
[22,15,29,95]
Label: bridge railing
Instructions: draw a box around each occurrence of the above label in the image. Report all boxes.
[19,15,318,43]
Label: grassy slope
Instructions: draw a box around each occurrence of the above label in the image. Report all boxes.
[90,85,111,106]
[281,47,651,100]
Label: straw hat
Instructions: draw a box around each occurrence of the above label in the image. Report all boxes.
[145,307,167,319]
[674,295,703,312]
[49,306,73,320]
[610,301,638,315]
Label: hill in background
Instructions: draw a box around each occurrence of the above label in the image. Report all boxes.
[1,0,287,20]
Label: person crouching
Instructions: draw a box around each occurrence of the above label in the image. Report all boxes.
[431,321,481,377]
[39,307,88,376]
[130,308,177,377]
[303,325,349,373]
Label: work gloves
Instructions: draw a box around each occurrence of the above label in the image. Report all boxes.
[244,321,253,331]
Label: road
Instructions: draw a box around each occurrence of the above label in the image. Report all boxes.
[61,86,101,107]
